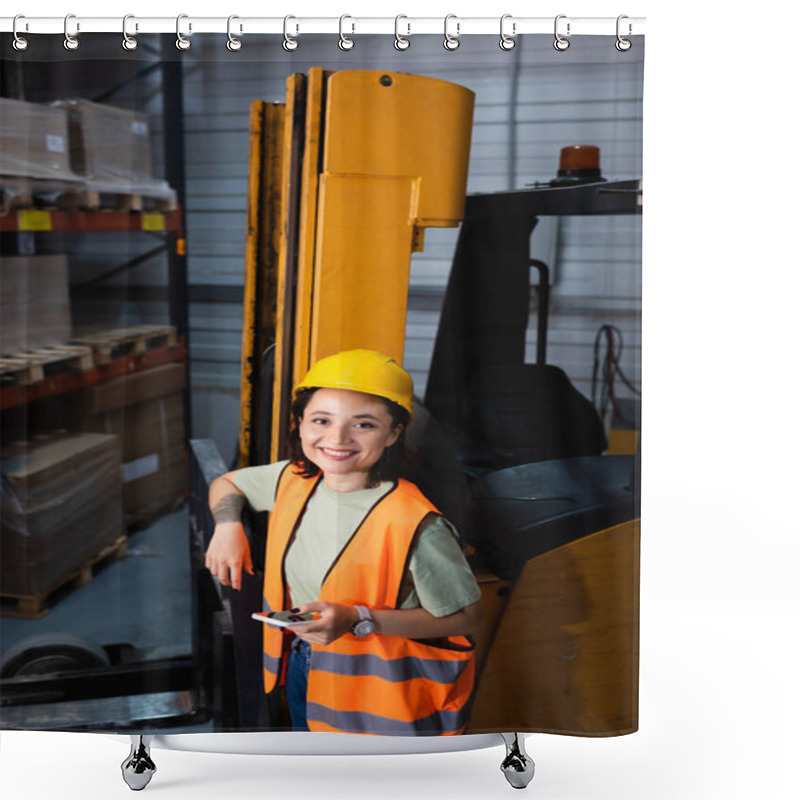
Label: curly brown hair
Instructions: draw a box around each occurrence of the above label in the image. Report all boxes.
[287,387,410,488]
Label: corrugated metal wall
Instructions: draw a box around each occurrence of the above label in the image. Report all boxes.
[183,35,643,463]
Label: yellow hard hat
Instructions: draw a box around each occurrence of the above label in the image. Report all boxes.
[294,350,414,417]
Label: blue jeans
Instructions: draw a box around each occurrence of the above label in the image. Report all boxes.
[286,638,311,731]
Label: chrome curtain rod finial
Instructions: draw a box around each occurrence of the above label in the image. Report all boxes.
[121,736,157,791]
[500,734,535,789]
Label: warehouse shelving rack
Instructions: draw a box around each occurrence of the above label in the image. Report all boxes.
[0,207,187,411]
[0,41,210,732]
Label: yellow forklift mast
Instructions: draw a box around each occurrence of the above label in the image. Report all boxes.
[239,69,474,466]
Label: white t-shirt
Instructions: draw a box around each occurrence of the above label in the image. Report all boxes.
[232,461,481,617]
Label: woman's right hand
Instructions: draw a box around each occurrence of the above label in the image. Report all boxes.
[205,522,254,591]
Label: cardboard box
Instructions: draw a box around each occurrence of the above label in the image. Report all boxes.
[82,361,185,414]
[123,458,187,522]
[0,255,72,356]
[75,364,188,524]
[0,98,72,180]
[0,432,124,597]
[53,99,154,185]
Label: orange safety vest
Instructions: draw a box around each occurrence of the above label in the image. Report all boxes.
[261,465,475,735]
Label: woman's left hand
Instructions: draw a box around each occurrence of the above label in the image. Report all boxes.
[290,602,359,646]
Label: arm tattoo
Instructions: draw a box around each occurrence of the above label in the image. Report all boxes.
[211,492,246,524]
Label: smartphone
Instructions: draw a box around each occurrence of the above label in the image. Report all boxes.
[251,611,315,628]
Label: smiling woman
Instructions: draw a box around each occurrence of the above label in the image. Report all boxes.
[204,350,483,735]
[295,388,404,491]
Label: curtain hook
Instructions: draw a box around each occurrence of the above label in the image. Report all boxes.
[499,14,516,51]
[227,15,242,51]
[122,15,138,51]
[443,14,460,51]
[553,14,570,51]
[394,15,410,50]
[339,14,354,50]
[63,13,79,51]
[283,15,299,51]
[176,14,191,50]
[12,15,29,51]
[615,14,632,51]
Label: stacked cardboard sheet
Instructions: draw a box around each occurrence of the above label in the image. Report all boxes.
[0,255,72,356]
[74,362,188,525]
[0,432,124,598]
[0,98,73,180]
[1,97,176,204]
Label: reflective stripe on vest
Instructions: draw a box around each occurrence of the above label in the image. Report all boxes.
[261,468,475,735]
[306,702,470,736]
[310,649,471,684]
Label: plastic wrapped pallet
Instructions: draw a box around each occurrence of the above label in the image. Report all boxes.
[0,432,124,599]
[0,255,72,356]
[0,97,73,180]
[73,363,188,526]
[52,99,155,185]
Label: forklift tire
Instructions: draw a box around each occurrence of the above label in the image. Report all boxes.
[0,632,111,678]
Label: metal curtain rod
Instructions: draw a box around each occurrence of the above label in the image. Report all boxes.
[0,15,646,37]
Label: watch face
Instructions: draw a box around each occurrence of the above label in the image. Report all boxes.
[353,619,375,637]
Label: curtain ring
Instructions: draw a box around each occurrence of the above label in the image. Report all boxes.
[553,14,570,51]
[443,14,460,51]
[122,15,138,51]
[615,15,632,51]
[227,15,242,51]
[394,15,410,50]
[339,14,354,50]
[283,15,299,51]
[63,14,79,51]
[12,15,29,51]
[499,14,515,51]
[176,14,191,50]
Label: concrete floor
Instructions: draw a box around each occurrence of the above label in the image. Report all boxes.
[0,507,193,665]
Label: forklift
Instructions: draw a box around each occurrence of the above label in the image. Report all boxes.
[190,67,641,740]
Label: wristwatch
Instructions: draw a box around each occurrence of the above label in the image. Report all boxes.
[351,605,376,637]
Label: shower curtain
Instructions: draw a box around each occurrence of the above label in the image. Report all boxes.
[0,11,643,775]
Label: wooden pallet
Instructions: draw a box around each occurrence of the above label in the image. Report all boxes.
[0,176,85,212]
[1,176,178,213]
[57,189,178,213]
[0,177,35,210]
[0,344,94,386]
[0,536,128,620]
[71,324,178,365]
